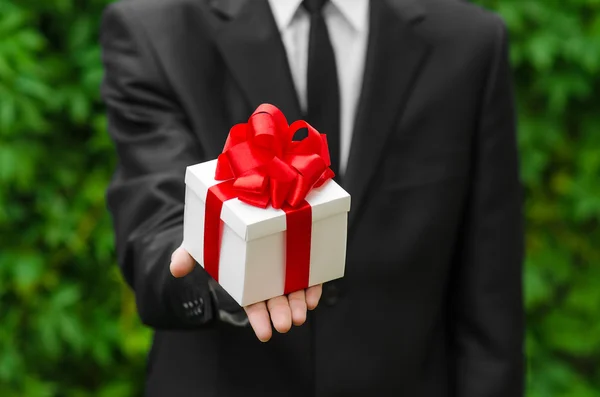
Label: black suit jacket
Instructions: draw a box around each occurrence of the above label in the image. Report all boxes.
[100,0,525,396]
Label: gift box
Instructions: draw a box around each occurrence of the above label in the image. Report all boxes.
[182,104,351,307]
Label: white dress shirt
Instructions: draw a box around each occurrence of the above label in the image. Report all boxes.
[267,0,370,175]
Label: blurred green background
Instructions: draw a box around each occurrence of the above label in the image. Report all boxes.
[1,0,599,395]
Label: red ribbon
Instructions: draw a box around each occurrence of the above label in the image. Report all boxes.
[202,104,334,295]
[281,201,312,294]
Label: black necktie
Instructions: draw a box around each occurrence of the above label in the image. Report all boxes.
[302,0,341,178]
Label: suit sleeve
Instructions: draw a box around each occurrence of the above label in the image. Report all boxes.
[450,18,525,397]
[100,3,216,329]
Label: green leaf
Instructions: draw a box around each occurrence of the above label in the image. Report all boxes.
[51,285,80,309]
[12,253,44,292]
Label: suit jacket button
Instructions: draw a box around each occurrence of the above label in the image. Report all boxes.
[323,283,340,306]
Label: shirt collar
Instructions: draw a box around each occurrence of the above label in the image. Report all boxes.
[268,0,369,33]
[331,0,369,32]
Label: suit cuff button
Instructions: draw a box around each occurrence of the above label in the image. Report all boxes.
[183,297,205,317]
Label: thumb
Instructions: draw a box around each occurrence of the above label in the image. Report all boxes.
[170,246,196,278]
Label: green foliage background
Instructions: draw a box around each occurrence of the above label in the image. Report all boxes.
[0,0,598,395]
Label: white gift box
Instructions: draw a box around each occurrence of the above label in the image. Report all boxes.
[182,159,351,307]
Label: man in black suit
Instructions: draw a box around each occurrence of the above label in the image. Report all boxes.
[100,0,524,396]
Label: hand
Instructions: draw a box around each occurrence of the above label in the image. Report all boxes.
[170,246,322,342]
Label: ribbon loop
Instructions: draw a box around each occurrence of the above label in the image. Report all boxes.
[215,104,334,209]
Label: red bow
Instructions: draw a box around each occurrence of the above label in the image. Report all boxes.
[214,104,335,209]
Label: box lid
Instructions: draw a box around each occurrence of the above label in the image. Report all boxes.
[185,159,351,241]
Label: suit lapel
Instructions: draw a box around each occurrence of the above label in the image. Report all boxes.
[210,0,303,123]
[344,0,431,230]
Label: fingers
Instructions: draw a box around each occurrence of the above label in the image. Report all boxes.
[305,284,322,310]
[245,287,321,342]
[244,302,272,342]
[287,289,307,326]
[267,296,292,334]
[244,296,292,343]
[169,246,196,278]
